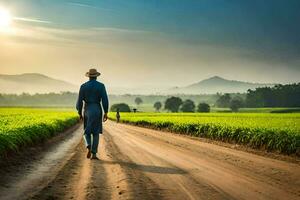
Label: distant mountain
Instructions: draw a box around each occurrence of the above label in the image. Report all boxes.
[167,76,275,94]
[0,73,78,94]
[0,73,276,95]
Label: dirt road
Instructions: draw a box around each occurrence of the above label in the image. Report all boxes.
[1,121,300,200]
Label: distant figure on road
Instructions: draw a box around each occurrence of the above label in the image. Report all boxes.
[116,108,120,123]
[76,68,109,160]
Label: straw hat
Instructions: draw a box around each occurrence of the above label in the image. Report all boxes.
[85,68,101,77]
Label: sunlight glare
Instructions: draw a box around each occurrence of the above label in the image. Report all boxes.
[0,7,12,29]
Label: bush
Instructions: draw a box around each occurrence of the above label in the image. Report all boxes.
[110,103,131,112]
[135,97,143,105]
[216,93,231,108]
[165,97,183,112]
[180,99,195,112]
[230,99,244,112]
[197,103,210,112]
[153,101,162,112]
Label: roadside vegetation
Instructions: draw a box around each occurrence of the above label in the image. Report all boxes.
[109,112,300,155]
[1,83,299,113]
[109,83,300,113]
[0,108,78,157]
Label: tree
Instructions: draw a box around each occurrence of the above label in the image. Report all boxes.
[245,83,300,108]
[180,99,195,112]
[164,96,183,112]
[134,97,143,106]
[153,101,162,112]
[197,103,210,112]
[216,93,231,107]
[110,103,131,112]
[230,99,244,112]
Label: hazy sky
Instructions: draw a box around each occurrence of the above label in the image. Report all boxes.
[0,0,299,88]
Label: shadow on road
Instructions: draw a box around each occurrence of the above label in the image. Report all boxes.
[97,159,186,174]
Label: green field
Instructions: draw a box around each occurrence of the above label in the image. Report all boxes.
[125,104,300,113]
[212,107,300,113]
[0,108,79,157]
[109,112,300,154]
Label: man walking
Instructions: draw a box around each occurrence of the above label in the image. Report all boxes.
[76,68,109,159]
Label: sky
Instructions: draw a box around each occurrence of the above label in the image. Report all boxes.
[0,0,299,89]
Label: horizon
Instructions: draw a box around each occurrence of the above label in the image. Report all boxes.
[0,72,285,87]
[0,71,291,95]
[0,0,300,88]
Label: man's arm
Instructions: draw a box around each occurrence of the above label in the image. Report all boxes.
[101,85,109,122]
[76,86,84,119]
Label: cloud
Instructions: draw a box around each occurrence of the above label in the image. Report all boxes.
[3,23,294,69]
[67,2,111,11]
[1,23,299,86]
[13,17,52,24]
[2,23,161,47]
[1,23,265,65]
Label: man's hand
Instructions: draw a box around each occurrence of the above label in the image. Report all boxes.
[79,114,83,121]
[103,113,108,122]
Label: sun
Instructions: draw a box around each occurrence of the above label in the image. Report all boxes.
[0,7,12,29]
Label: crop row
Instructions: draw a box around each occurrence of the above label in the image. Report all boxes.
[109,113,300,154]
[0,108,79,157]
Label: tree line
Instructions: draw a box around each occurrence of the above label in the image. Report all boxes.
[0,92,78,107]
[215,83,300,111]
[0,92,220,107]
[111,96,210,113]
[111,83,300,112]
[1,83,298,111]
[246,83,300,107]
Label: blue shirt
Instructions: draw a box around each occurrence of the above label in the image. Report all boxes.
[76,79,109,134]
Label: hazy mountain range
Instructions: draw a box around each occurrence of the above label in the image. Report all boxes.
[0,73,276,95]
[0,73,78,94]
[167,76,275,94]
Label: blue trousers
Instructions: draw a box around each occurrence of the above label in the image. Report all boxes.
[83,133,100,154]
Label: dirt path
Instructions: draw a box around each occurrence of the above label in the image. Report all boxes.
[1,121,299,200]
[102,121,300,200]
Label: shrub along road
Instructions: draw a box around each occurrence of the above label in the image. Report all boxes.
[0,121,299,200]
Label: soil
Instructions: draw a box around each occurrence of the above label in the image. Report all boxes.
[0,121,299,200]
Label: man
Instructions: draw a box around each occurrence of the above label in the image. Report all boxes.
[116,108,120,123]
[76,68,109,160]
